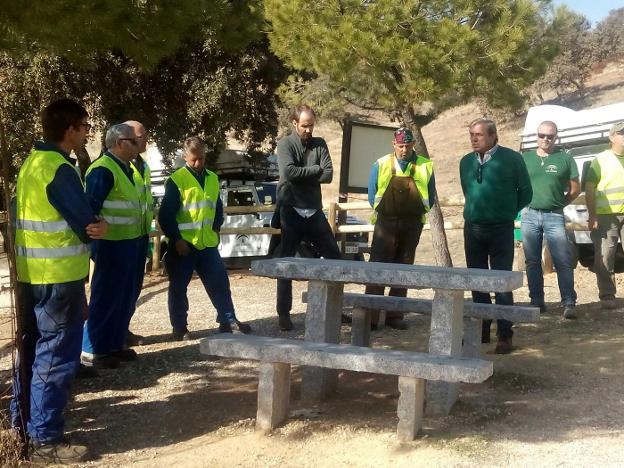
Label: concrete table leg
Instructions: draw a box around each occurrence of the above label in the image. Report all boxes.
[462,317,482,359]
[397,376,425,441]
[351,307,371,347]
[256,362,291,431]
[426,288,464,415]
[302,280,344,401]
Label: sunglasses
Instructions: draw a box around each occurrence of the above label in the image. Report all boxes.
[537,133,556,140]
[119,138,138,146]
[476,164,483,184]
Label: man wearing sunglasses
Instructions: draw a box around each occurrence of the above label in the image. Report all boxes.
[585,122,624,309]
[521,121,580,319]
[82,123,147,369]
[460,118,532,354]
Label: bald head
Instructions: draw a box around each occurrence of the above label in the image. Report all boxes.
[124,120,147,153]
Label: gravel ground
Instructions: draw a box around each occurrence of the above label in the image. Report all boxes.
[3,235,624,467]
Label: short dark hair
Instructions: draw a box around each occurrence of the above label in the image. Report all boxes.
[41,99,88,143]
[289,105,316,123]
[183,136,206,154]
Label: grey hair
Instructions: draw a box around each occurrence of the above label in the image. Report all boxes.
[538,120,558,133]
[469,118,497,136]
[105,123,134,148]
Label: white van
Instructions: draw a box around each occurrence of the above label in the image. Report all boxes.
[519,102,624,267]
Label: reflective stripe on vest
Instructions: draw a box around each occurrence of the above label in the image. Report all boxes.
[86,154,143,239]
[15,149,89,284]
[595,150,624,214]
[170,167,220,250]
[131,158,154,234]
[372,152,433,223]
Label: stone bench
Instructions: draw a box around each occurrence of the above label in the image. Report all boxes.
[252,258,523,414]
[200,334,493,441]
[301,292,540,356]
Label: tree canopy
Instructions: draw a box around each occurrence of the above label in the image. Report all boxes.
[266,0,556,127]
[0,0,263,67]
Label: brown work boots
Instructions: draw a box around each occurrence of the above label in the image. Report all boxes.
[30,438,90,464]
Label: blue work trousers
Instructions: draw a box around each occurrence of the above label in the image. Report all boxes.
[165,244,237,329]
[464,221,514,339]
[521,208,576,307]
[11,280,85,444]
[83,237,144,354]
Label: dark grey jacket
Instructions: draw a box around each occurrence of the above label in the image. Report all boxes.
[276,131,333,209]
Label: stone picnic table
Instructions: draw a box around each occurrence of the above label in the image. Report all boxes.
[251,257,524,413]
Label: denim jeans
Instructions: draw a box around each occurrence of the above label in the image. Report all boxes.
[464,221,514,339]
[590,214,624,300]
[521,207,577,307]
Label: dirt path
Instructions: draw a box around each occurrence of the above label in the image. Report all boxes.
[2,250,622,467]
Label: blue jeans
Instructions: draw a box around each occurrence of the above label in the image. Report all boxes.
[521,208,576,307]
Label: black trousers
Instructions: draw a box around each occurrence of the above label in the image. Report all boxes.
[463,221,514,339]
[276,206,341,316]
[365,216,424,324]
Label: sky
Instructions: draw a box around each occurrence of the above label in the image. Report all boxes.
[553,0,622,25]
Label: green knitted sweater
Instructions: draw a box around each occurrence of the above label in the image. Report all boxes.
[460,145,533,224]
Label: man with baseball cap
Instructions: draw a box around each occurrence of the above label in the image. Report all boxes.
[365,127,436,330]
[585,121,624,308]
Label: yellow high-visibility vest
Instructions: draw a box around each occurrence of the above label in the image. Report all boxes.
[86,154,143,240]
[595,149,624,215]
[15,149,89,284]
[372,153,433,223]
[170,167,220,250]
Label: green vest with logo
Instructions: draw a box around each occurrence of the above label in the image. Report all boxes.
[372,153,433,223]
[15,149,89,284]
[86,154,143,240]
[595,149,624,215]
[131,158,154,234]
[170,167,220,250]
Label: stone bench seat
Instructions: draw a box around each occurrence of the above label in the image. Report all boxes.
[301,291,539,356]
[302,291,540,322]
[200,334,493,441]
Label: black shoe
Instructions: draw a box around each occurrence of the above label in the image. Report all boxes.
[495,336,513,354]
[386,317,408,330]
[341,313,352,324]
[278,314,294,331]
[219,322,233,333]
[172,327,192,341]
[110,348,138,361]
[82,354,120,369]
[76,363,99,379]
[531,303,547,313]
[234,320,252,334]
[126,331,145,347]
[31,438,90,464]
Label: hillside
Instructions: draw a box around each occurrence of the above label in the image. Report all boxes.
[318,61,624,204]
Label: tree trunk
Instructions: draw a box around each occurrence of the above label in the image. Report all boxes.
[74,145,92,180]
[403,106,453,267]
